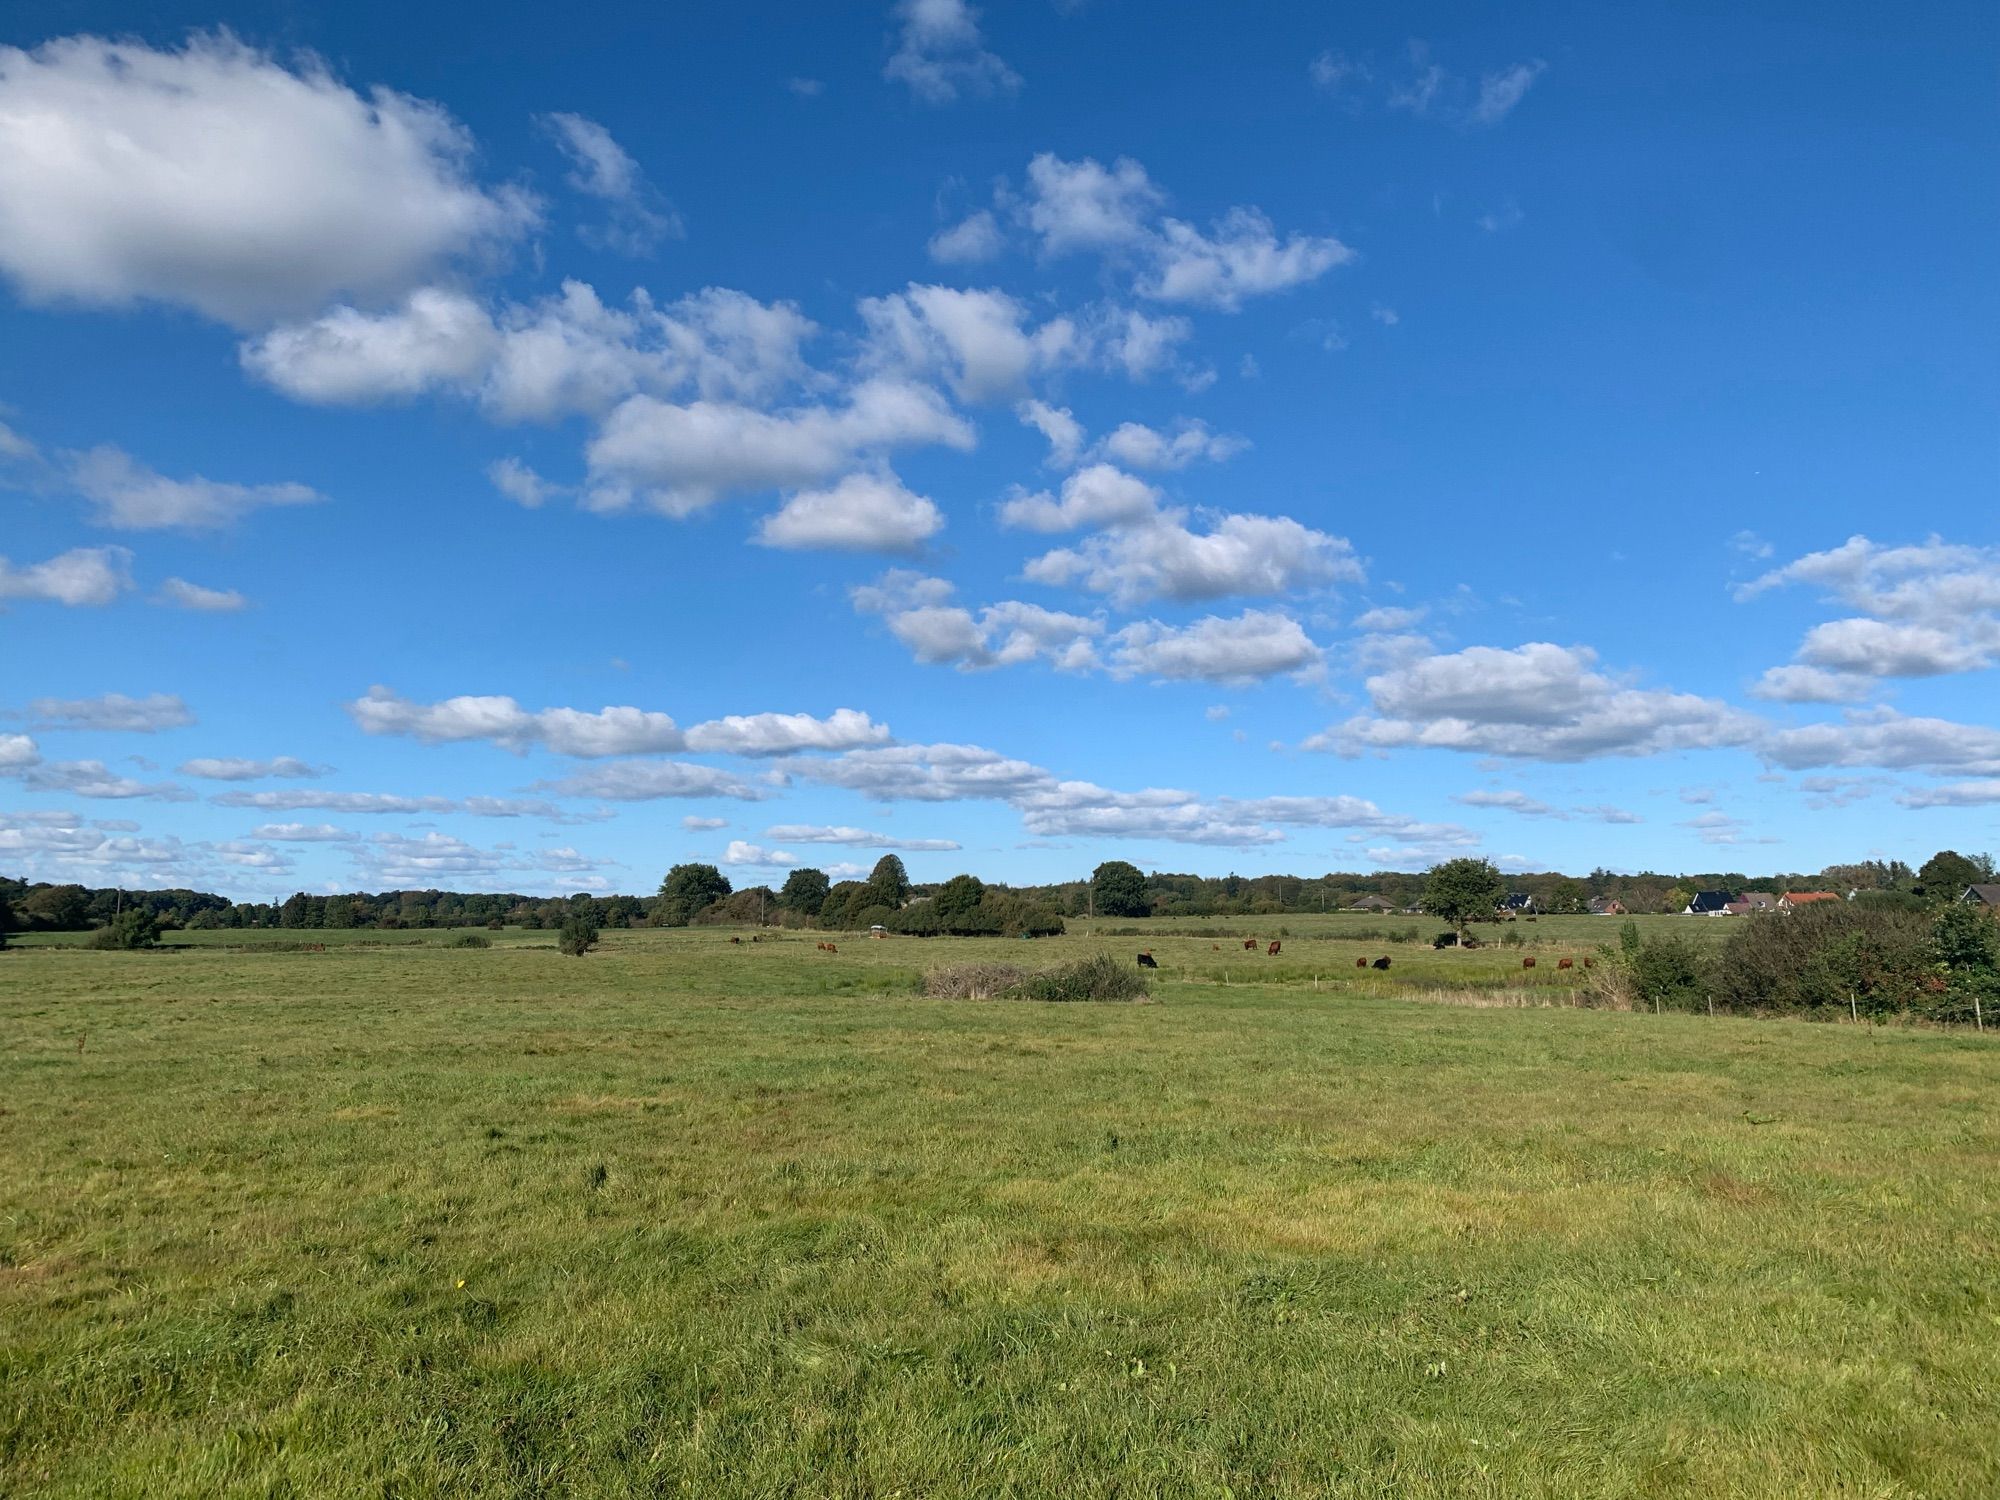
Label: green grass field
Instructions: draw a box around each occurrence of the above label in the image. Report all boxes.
[3,928,1995,1497]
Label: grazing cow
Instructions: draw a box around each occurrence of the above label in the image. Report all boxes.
[815,941,825,951]
[1356,957,1368,968]
[1522,957,1536,969]
[826,942,837,954]
[1243,938,1257,951]
[1267,940,1281,956]
[1372,956,1391,971]
[730,937,741,944]
[1557,957,1574,971]
[1582,956,1593,969]
[1137,951,1158,969]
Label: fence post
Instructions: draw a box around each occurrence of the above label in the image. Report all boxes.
[1850,991,1858,1025]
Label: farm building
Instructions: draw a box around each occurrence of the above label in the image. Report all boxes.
[1588,897,1627,916]
[1724,892,1779,915]
[1685,891,1736,916]
[1346,895,1397,913]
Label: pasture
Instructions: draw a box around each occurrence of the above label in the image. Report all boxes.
[2,927,1995,1497]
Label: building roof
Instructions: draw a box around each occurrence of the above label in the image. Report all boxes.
[1963,884,2000,906]
[1686,890,1735,913]
[1737,891,1778,909]
[1781,891,1842,905]
[1347,895,1396,911]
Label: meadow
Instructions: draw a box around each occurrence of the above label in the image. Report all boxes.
[2,925,1995,1497]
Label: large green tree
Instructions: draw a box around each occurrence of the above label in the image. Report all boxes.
[779,867,830,918]
[866,855,911,909]
[1422,858,1505,939]
[1917,850,1992,903]
[933,873,986,927]
[655,864,732,927]
[1090,860,1150,918]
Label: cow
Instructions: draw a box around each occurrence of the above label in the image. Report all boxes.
[1371,956,1391,971]
[1582,956,1594,969]
[1212,944,1220,951]
[1557,957,1574,971]
[1137,951,1158,969]
[1243,938,1257,951]
[815,941,826,951]
[1356,957,1368,968]
[1267,940,1281,956]
[826,942,837,954]
[730,937,741,944]
[1522,957,1536,969]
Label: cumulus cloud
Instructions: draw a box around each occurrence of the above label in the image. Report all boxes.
[0,546,132,606]
[1107,610,1321,682]
[1749,664,1873,704]
[999,463,1161,533]
[1023,153,1351,310]
[0,734,41,770]
[722,840,798,867]
[63,446,322,530]
[178,756,328,781]
[928,210,1004,264]
[0,32,534,326]
[1762,709,2000,779]
[533,760,768,801]
[1024,509,1361,606]
[157,578,248,612]
[755,471,944,554]
[884,0,1021,104]
[28,693,194,732]
[684,709,892,756]
[1093,419,1245,471]
[1016,400,1086,468]
[763,824,961,851]
[682,815,729,831]
[211,788,590,819]
[537,112,679,255]
[250,822,358,841]
[20,760,195,800]
[1455,790,1641,823]
[852,574,1102,671]
[1316,642,1761,761]
[1897,780,2000,809]
[861,284,1078,402]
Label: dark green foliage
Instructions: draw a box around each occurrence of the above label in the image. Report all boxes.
[655,864,731,927]
[1422,858,1505,937]
[558,917,599,957]
[1714,904,1932,1017]
[87,909,160,951]
[1628,932,1707,1012]
[0,891,11,950]
[1916,849,1993,903]
[932,873,986,926]
[1090,860,1150,918]
[1619,920,1642,957]
[865,855,911,910]
[816,881,873,930]
[1018,953,1151,1003]
[449,932,491,948]
[778,867,829,918]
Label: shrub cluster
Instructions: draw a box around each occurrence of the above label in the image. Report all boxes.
[921,963,1028,1000]
[921,952,1150,1003]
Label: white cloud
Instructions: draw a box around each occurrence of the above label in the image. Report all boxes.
[1748,665,1873,704]
[848,569,958,614]
[211,788,590,819]
[486,457,565,509]
[241,286,500,403]
[1094,419,1245,470]
[1797,618,1993,677]
[885,0,1021,104]
[20,760,194,800]
[684,708,892,756]
[755,471,944,554]
[1318,642,1761,761]
[157,578,248,612]
[63,446,321,531]
[1017,399,1086,468]
[0,546,132,606]
[998,463,1161,533]
[1897,780,2000,809]
[1763,709,2000,779]
[349,686,683,756]
[1023,153,1350,310]
[1086,306,1196,381]
[723,840,798,867]
[178,756,328,781]
[1352,605,1427,632]
[537,760,768,801]
[250,822,357,841]
[928,210,1005,264]
[584,377,972,516]
[763,824,961,851]
[861,284,1078,402]
[1309,49,1368,95]
[0,734,40,770]
[1107,610,1321,682]
[0,33,534,326]
[29,693,193,732]
[1470,61,1546,125]
[1025,509,1361,606]
[682,815,729,831]
[852,576,1102,672]
[537,112,679,255]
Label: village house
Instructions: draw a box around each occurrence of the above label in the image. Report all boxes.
[1685,891,1735,915]
[1960,884,2000,912]
[1778,891,1843,911]
[1346,895,1397,914]
[1723,891,1779,915]
[1588,896,1627,916]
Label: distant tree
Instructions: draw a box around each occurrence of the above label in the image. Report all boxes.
[88,908,160,950]
[1934,900,2000,976]
[21,884,90,931]
[866,855,911,909]
[817,880,872,930]
[933,873,986,927]
[322,896,356,929]
[656,864,731,926]
[558,915,599,957]
[1661,885,1693,915]
[1090,860,1150,918]
[1917,850,1990,903]
[1421,858,1505,940]
[0,891,12,950]
[779,867,830,918]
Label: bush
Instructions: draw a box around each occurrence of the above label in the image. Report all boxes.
[450,932,491,948]
[1501,927,1524,948]
[1629,932,1708,1012]
[1714,904,1930,1016]
[88,909,159,950]
[558,917,599,958]
[1020,953,1151,1004]
[921,963,1027,999]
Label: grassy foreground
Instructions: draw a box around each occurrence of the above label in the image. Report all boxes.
[2,930,1995,1497]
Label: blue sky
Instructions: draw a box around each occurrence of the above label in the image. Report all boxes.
[2,0,1996,899]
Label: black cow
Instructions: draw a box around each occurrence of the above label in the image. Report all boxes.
[1371,956,1391,971]
[1137,951,1159,969]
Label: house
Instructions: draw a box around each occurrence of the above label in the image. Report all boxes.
[1685,891,1736,915]
[1723,892,1778,916]
[1779,891,1842,911]
[1961,884,2000,911]
[1501,893,1537,914]
[1346,895,1397,913]
[1588,897,1627,916]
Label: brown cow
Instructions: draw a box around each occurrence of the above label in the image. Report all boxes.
[1522,956,1536,969]
[1267,940,1281,956]
[1582,956,1593,969]
[1557,957,1574,971]
[730,937,741,944]
[1243,938,1257,951]
[826,942,837,954]
[1355,957,1368,968]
